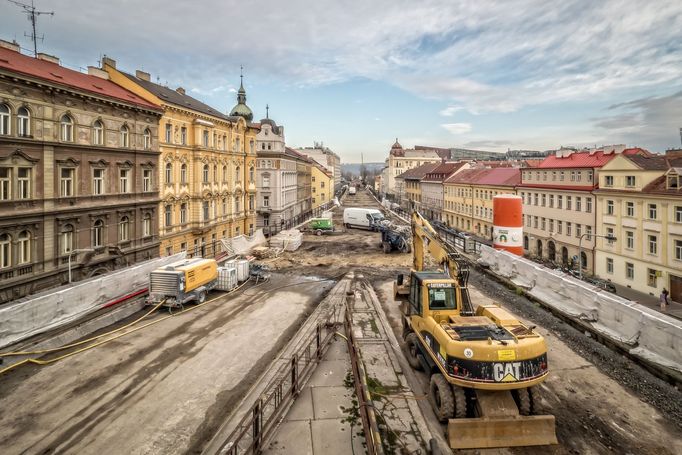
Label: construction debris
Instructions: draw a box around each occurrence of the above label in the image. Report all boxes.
[270,229,303,252]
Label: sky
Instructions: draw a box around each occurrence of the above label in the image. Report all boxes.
[1,0,681,162]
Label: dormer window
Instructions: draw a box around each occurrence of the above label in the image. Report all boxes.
[667,170,680,189]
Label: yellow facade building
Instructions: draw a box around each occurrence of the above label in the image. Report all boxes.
[311,162,333,209]
[594,152,682,302]
[103,59,257,256]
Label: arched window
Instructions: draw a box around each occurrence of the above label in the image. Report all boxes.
[61,224,74,254]
[222,165,227,182]
[235,166,241,182]
[213,164,218,182]
[0,104,10,135]
[118,216,129,242]
[249,166,254,182]
[202,164,209,183]
[92,219,104,247]
[180,202,188,224]
[17,107,30,136]
[143,128,152,150]
[60,115,74,141]
[143,213,152,237]
[120,125,129,148]
[18,230,30,264]
[235,137,240,153]
[93,120,104,145]
[0,233,10,268]
[180,163,187,183]
[165,162,173,183]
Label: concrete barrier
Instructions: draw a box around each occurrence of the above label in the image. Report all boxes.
[478,246,682,374]
[0,253,186,350]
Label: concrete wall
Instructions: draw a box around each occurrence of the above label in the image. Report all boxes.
[478,245,682,375]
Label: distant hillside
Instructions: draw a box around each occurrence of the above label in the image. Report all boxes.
[341,162,384,176]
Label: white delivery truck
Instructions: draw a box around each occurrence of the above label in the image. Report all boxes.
[343,207,385,230]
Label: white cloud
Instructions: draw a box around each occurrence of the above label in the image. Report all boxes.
[439,106,463,116]
[441,123,472,134]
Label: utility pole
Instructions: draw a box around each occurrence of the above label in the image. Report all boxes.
[7,0,54,56]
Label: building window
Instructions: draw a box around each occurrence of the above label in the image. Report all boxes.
[0,167,10,200]
[541,194,546,207]
[181,127,187,145]
[249,195,254,211]
[143,213,152,237]
[566,222,572,236]
[626,262,634,280]
[566,196,572,210]
[0,104,9,135]
[222,134,226,150]
[17,230,30,264]
[93,120,104,145]
[235,166,241,182]
[181,163,187,183]
[17,107,30,136]
[675,240,682,261]
[587,171,593,182]
[165,123,172,143]
[570,171,576,181]
[249,166,254,182]
[202,201,209,221]
[533,193,538,205]
[118,216,130,242]
[164,205,172,227]
[92,219,104,247]
[119,169,130,193]
[606,258,613,274]
[626,231,634,249]
[557,220,562,234]
[120,125,130,148]
[548,219,553,232]
[222,198,227,214]
[533,216,538,228]
[626,176,636,187]
[180,203,187,224]
[648,204,657,220]
[576,197,582,211]
[606,227,614,244]
[93,168,105,195]
[626,201,634,217]
[606,200,614,215]
[60,115,74,142]
[143,128,152,149]
[263,174,270,187]
[557,195,562,209]
[0,233,10,268]
[143,169,152,192]
[61,224,74,254]
[203,130,209,147]
[60,167,75,197]
[202,164,209,183]
[549,194,554,208]
[235,197,240,213]
[213,165,218,182]
[165,163,173,184]
[647,269,657,287]
[559,171,564,181]
[17,167,30,199]
[263,195,269,207]
[605,175,613,187]
[576,224,582,238]
[676,206,682,223]
[586,198,592,213]
[541,217,546,230]
[648,235,657,255]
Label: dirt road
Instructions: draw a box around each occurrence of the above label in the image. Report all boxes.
[274,188,682,454]
[0,274,334,455]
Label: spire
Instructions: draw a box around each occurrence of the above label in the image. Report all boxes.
[230,66,253,122]
[266,104,269,119]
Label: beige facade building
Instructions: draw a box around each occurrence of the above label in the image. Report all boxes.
[294,144,341,191]
[594,152,682,302]
[384,140,446,197]
[396,162,439,211]
[103,59,258,257]
[0,42,163,302]
[420,162,468,221]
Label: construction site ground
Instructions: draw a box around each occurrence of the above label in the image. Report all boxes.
[1,187,681,454]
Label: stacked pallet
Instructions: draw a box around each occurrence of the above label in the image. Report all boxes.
[270,229,303,251]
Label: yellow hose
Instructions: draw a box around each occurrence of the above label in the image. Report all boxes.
[0,278,252,376]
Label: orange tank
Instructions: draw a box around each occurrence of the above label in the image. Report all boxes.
[492,194,523,256]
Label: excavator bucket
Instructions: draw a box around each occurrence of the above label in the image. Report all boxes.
[448,415,558,449]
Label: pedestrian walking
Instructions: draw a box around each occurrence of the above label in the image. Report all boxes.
[660,288,670,311]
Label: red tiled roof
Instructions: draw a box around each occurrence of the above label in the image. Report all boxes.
[396,162,440,180]
[537,148,648,169]
[445,168,520,186]
[422,161,467,183]
[0,47,161,110]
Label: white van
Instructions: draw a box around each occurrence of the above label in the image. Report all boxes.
[343,207,385,230]
[348,187,357,195]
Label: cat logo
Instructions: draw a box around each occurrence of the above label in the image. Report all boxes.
[493,362,521,382]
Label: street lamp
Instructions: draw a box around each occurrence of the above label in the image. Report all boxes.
[68,248,94,283]
[578,233,616,280]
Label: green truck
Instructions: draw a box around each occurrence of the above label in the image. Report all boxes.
[308,217,334,235]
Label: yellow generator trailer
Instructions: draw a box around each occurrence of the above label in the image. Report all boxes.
[147,258,218,307]
[395,212,557,449]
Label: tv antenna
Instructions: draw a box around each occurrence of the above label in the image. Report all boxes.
[7,0,54,56]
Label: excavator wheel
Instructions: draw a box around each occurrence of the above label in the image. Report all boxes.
[514,388,532,416]
[404,333,423,371]
[429,374,455,422]
[452,385,467,418]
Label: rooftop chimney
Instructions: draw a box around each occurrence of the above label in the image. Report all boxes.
[176,87,185,95]
[136,70,150,81]
[101,56,116,69]
[36,52,59,64]
[87,66,110,80]
[0,39,20,52]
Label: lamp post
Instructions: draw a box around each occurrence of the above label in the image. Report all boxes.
[68,248,94,283]
[578,233,616,280]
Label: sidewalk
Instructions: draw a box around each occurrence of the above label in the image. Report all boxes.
[611,283,682,320]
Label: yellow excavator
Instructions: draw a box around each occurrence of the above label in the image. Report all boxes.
[394,212,557,449]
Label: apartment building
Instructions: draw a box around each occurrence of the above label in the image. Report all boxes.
[395,162,439,211]
[443,168,520,238]
[0,42,163,302]
[384,140,445,196]
[294,144,341,191]
[420,162,468,222]
[594,152,682,302]
[519,147,647,272]
[287,148,313,218]
[311,161,333,209]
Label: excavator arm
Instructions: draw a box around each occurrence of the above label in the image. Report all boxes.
[411,211,475,315]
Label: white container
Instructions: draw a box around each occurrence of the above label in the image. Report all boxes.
[235,260,250,281]
[216,267,238,291]
[223,259,236,269]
